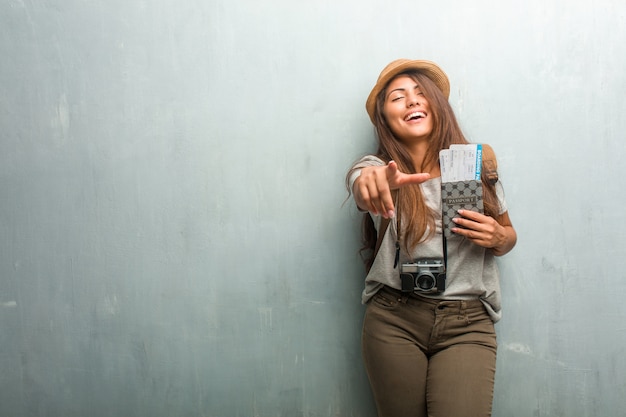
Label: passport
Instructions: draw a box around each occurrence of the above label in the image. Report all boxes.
[439,144,484,237]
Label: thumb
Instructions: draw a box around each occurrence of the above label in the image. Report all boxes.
[386,160,399,178]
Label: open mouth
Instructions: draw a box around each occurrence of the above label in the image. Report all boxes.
[405,111,426,121]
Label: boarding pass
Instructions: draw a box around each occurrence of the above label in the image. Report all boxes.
[439,144,483,183]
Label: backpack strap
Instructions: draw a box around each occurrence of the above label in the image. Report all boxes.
[367,190,397,273]
[367,216,396,274]
[482,144,499,185]
[372,217,391,263]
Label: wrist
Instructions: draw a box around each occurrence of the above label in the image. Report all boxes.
[492,225,514,256]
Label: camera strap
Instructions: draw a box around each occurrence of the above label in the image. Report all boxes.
[442,234,448,272]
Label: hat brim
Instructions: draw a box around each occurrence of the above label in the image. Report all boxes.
[366,59,450,123]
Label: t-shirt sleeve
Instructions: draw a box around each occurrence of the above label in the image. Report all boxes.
[495,180,508,215]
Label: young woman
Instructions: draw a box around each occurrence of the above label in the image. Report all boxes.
[347,59,517,417]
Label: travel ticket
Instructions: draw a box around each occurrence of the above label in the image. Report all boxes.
[439,144,482,183]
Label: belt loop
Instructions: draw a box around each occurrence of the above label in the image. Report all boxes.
[401,293,410,304]
[460,301,473,324]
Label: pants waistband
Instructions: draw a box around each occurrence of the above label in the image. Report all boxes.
[379,285,485,310]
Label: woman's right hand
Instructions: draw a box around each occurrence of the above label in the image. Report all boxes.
[353,161,431,218]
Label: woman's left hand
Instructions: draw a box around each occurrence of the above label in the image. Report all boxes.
[451,210,517,256]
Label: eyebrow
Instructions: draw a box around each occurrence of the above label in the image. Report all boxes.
[387,84,422,98]
[388,88,406,96]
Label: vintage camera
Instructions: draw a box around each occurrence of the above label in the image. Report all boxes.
[400,258,446,293]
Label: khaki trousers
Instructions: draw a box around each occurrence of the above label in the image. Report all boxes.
[362,286,497,417]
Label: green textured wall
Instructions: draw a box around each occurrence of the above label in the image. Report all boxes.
[1,0,625,416]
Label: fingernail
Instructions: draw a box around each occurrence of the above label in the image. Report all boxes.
[387,210,395,218]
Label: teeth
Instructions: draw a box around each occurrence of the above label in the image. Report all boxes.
[405,111,425,121]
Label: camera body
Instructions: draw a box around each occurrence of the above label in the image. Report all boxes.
[400,258,446,293]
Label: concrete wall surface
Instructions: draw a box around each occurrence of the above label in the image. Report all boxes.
[1,0,625,416]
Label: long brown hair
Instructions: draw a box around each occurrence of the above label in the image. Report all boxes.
[349,70,500,268]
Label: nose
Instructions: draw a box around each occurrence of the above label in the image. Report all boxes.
[408,93,421,107]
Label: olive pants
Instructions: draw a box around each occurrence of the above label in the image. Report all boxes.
[362,286,497,417]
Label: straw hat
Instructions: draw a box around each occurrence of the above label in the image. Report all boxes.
[365,59,450,123]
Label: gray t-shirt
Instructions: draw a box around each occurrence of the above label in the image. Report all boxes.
[350,155,508,322]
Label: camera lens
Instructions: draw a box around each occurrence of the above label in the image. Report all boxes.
[416,273,436,290]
